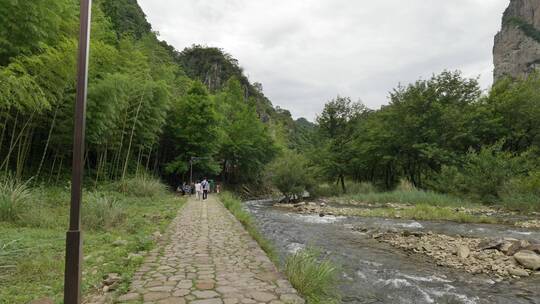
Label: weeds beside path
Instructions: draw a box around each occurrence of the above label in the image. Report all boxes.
[0,177,184,304]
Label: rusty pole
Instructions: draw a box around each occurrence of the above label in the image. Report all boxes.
[64,0,92,303]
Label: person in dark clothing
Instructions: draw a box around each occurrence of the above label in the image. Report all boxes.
[201,178,209,200]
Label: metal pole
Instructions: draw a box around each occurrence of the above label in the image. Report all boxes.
[64,0,92,303]
[190,158,193,185]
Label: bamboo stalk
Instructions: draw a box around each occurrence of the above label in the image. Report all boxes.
[36,106,59,178]
[121,82,148,181]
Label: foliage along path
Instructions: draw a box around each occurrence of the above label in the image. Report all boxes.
[114,196,304,304]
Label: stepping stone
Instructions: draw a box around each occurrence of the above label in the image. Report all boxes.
[193,290,220,299]
[117,293,140,302]
[196,281,215,290]
[143,292,170,301]
[191,299,223,304]
[250,291,277,302]
[156,298,186,304]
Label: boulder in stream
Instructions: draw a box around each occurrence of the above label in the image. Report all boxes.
[508,268,530,277]
[514,250,540,270]
[499,240,521,256]
[525,243,540,254]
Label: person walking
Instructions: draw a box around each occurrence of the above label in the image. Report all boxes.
[201,178,209,200]
[195,180,202,200]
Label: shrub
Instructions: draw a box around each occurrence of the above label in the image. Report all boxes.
[310,183,340,198]
[396,179,416,192]
[285,249,340,304]
[117,175,167,197]
[0,176,31,223]
[433,143,523,203]
[82,192,126,231]
[499,171,540,212]
[345,181,377,195]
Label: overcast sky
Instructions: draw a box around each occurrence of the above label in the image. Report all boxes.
[139,0,509,121]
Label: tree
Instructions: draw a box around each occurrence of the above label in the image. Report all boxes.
[164,81,221,178]
[315,96,366,192]
[268,152,313,202]
[217,78,277,183]
[487,74,540,152]
[349,70,484,188]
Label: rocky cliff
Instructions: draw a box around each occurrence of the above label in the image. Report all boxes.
[494,0,540,81]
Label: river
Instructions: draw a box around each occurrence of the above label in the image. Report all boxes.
[245,199,540,304]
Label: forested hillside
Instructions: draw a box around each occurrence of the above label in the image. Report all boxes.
[0,0,293,186]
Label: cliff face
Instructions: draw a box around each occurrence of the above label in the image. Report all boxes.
[493,0,540,81]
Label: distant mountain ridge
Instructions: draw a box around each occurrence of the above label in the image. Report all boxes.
[102,0,296,125]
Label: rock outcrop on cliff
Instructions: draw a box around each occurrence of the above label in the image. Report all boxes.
[494,0,540,81]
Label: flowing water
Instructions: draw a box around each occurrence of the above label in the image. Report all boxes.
[245,200,540,304]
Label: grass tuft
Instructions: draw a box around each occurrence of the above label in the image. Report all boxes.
[117,175,167,197]
[0,176,31,223]
[82,192,127,231]
[285,249,340,304]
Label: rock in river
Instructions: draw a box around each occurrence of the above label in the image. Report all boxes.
[514,250,540,270]
[499,240,521,256]
[509,268,530,277]
[456,245,470,259]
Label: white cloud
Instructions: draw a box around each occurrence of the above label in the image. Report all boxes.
[138,0,509,120]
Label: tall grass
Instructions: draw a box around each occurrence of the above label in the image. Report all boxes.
[0,239,23,280]
[220,192,276,260]
[1,183,184,303]
[343,189,467,207]
[360,204,498,224]
[498,173,540,212]
[313,181,376,198]
[117,175,167,197]
[0,176,31,223]
[82,192,126,231]
[346,181,377,195]
[285,249,340,304]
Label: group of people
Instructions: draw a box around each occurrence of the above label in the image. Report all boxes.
[178,178,220,201]
[195,178,210,200]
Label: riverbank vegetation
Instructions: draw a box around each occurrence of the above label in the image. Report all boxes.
[274,71,540,214]
[0,175,183,303]
[285,249,341,304]
[220,193,340,304]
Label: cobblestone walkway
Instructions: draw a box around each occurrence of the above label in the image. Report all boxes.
[117,196,305,304]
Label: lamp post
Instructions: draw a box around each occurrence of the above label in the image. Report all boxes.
[64,0,92,303]
[190,156,210,184]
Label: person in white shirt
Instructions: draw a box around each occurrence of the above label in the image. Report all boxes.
[201,178,209,200]
[195,181,202,200]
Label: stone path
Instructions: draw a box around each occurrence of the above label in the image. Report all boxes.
[117,196,305,304]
